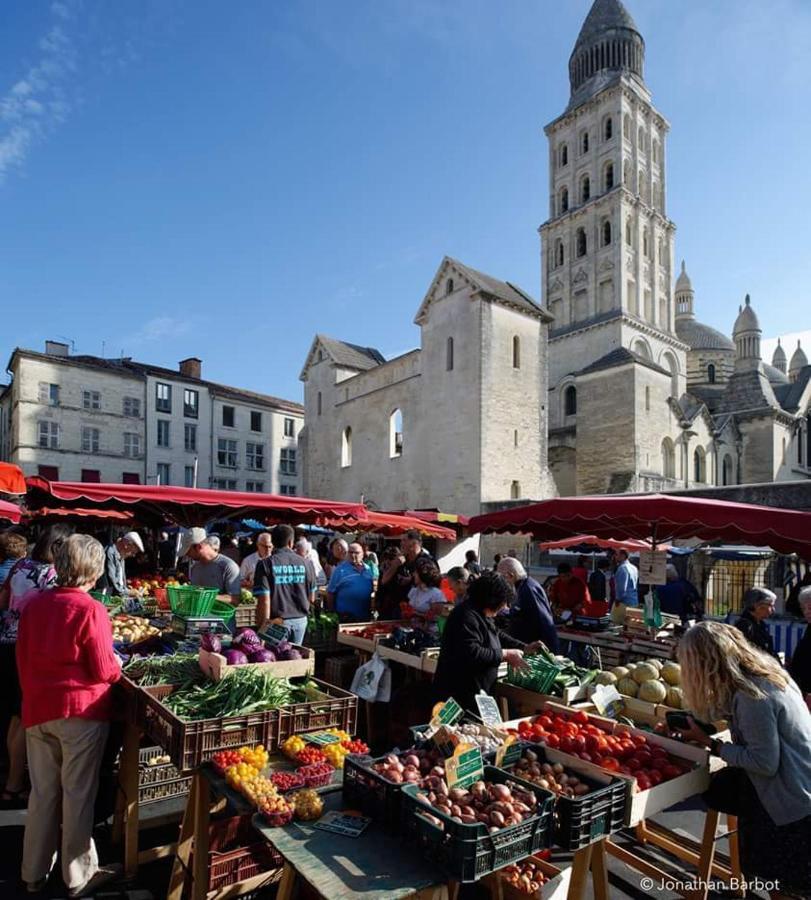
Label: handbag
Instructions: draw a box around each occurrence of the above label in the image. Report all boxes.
[702,766,758,817]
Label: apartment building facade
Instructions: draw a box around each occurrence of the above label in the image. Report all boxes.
[0,342,303,494]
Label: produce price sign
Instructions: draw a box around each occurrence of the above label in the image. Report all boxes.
[638,550,668,586]
[261,623,290,646]
[430,697,463,729]
[304,731,341,746]
[445,745,484,790]
[475,693,503,727]
[494,735,522,769]
[590,684,623,718]
[314,810,371,838]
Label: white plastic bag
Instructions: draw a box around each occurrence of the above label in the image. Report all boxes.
[350,651,390,702]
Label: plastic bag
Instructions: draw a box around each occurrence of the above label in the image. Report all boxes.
[350,651,391,702]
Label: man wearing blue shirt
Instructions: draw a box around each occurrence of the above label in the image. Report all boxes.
[611,549,639,623]
[327,542,375,621]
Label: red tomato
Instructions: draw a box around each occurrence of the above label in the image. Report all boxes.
[573,735,587,752]
[579,752,593,763]
[633,751,653,768]
[619,740,636,758]
[619,765,632,775]
[631,733,647,747]
[636,775,651,791]
[536,715,553,730]
[647,770,663,785]
[592,755,605,768]
[662,764,682,781]
[651,745,668,758]
[626,758,641,772]
[531,725,547,741]
[652,758,670,773]
[545,733,560,749]
[602,757,620,772]
[585,724,601,736]
[572,711,589,726]
[560,736,576,754]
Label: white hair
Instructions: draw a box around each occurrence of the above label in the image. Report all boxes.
[205,535,221,551]
[331,538,349,552]
[497,557,527,580]
[294,538,310,551]
[799,586,811,607]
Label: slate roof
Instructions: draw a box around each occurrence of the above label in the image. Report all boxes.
[674,318,735,352]
[449,259,545,319]
[763,362,789,386]
[573,0,640,51]
[315,335,386,371]
[774,366,811,413]
[579,346,670,377]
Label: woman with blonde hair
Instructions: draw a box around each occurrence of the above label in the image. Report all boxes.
[677,621,811,900]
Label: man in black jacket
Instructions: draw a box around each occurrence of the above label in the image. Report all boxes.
[735,587,778,659]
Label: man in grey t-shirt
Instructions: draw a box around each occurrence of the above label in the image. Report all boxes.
[179,527,241,604]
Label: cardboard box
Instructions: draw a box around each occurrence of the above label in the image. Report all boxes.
[500,856,571,900]
[198,644,314,681]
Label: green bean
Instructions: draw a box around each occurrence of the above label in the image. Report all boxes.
[123,653,203,688]
[161,667,296,720]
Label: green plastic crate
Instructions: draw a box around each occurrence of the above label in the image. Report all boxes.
[167,585,219,617]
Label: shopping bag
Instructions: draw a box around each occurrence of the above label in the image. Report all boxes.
[350,651,390,702]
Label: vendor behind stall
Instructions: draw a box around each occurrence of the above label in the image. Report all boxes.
[735,587,778,659]
[433,572,541,715]
[180,527,241,605]
[548,562,592,617]
[327,542,374,621]
[497,557,559,653]
[95,531,143,597]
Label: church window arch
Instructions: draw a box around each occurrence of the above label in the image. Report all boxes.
[564,385,577,417]
[575,228,587,258]
[559,186,569,213]
[661,438,676,479]
[512,336,521,369]
[341,427,352,468]
[693,446,706,483]
[603,161,614,191]
[446,278,454,295]
[722,454,733,485]
[580,175,590,203]
[661,350,679,397]
[510,480,521,500]
[632,337,652,360]
[446,337,454,372]
[640,176,649,204]
[580,130,589,155]
[389,409,403,458]
[707,363,716,384]
[554,238,564,267]
[601,219,612,247]
[603,116,613,141]
[559,143,569,167]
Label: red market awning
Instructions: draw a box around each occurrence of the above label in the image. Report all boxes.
[24,478,368,528]
[468,494,811,558]
[25,507,136,523]
[539,535,669,553]
[404,509,471,527]
[0,463,26,495]
[0,498,22,523]
[313,510,456,541]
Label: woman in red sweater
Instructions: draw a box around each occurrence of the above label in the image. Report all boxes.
[17,533,121,897]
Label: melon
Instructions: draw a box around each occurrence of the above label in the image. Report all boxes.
[666,686,684,709]
[632,662,659,684]
[595,671,618,686]
[645,658,664,672]
[638,680,667,703]
[617,677,639,698]
[611,666,630,680]
[661,662,681,686]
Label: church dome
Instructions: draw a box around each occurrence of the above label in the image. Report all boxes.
[772,338,787,371]
[789,341,808,374]
[763,362,789,385]
[675,260,692,294]
[568,0,645,108]
[675,318,735,352]
[732,295,760,335]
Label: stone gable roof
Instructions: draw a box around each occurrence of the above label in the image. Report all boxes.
[299,334,386,382]
[579,346,670,377]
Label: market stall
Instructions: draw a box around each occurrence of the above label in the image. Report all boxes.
[0,497,22,523]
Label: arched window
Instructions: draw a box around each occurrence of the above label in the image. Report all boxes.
[581,131,589,154]
[564,385,577,416]
[580,175,590,203]
[389,409,403,458]
[576,228,587,258]
[662,351,679,397]
[623,159,631,186]
[632,337,652,360]
[512,336,521,369]
[510,480,521,500]
[560,143,568,167]
[652,140,659,164]
[559,186,569,213]
[637,126,645,151]
[625,219,632,246]
[317,392,322,416]
[341,427,352,468]
[661,438,676,479]
[446,278,454,295]
[601,220,612,247]
[604,162,614,191]
[722,455,733,485]
[446,337,454,372]
[555,239,564,267]
[604,117,613,141]
[693,447,706,483]
[707,363,716,384]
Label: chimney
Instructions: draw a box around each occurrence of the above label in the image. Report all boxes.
[179,357,202,379]
[45,340,70,357]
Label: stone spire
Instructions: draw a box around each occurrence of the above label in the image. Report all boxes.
[674,260,694,319]
[567,0,645,111]
[732,294,761,372]
[771,338,787,375]
[789,340,808,382]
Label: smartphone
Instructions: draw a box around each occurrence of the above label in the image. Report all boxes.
[665,711,715,735]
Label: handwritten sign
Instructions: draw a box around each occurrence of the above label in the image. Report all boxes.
[475,693,503,727]
[638,550,668,586]
[304,731,341,745]
[495,735,522,769]
[314,810,371,838]
[445,746,484,790]
[430,698,463,729]
[261,623,289,646]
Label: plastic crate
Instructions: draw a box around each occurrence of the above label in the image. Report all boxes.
[167,585,218,617]
[506,658,561,695]
[234,604,257,629]
[507,744,627,851]
[401,765,555,883]
[208,843,281,892]
[139,777,192,805]
[138,684,282,774]
[276,678,358,742]
[342,754,404,830]
[210,599,237,621]
[170,614,229,638]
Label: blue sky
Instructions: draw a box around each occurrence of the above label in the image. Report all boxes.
[1,0,810,402]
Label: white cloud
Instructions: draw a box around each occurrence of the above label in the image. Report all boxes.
[0,2,78,184]
[130,316,193,344]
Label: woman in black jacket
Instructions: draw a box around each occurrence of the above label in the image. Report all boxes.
[735,588,778,659]
[789,587,811,711]
[433,572,537,714]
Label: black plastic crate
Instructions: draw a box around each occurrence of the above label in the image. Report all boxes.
[401,765,555,883]
[505,743,627,851]
[342,754,406,831]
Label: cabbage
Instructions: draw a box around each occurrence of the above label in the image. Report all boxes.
[276,646,302,661]
[275,640,291,654]
[234,628,262,650]
[249,649,277,663]
[223,649,249,666]
[200,633,222,654]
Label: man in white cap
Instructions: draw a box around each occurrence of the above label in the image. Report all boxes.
[179,527,241,605]
[96,531,144,596]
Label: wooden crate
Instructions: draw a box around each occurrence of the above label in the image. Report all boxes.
[198,645,314,681]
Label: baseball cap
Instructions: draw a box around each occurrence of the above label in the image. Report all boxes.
[179,527,208,557]
[123,531,145,553]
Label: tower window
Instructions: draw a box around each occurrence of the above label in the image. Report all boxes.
[643,230,649,258]
[510,480,521,500]
[341,427,352,468]
[661,438,676,479]
[317,391,322,416]
[604,117,613,141]
[564,385,577,416]
[708,364,716,384]
[512,336,521,369]
[389,409,403,458]
[446,337,454,371]
[559,186,569,213]
[604,162,614,191]
[560,143,568,167]
[601,220,612,246]
[693,447,706,483]
[581,131,589,154]
[554,238,564,268]
[576,228,587,258]
[580,175,590,203]
[446,278,454,295]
